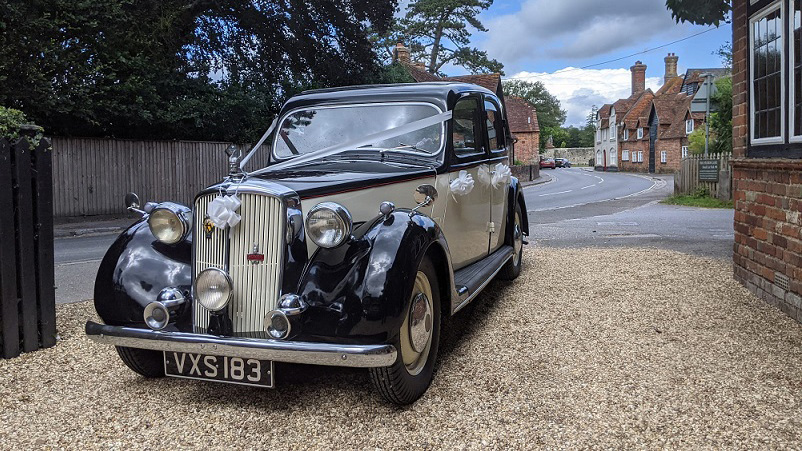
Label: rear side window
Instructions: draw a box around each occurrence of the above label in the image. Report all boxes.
[452,97,481,157]
[484,99,505,151]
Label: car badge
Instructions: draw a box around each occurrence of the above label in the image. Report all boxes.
[204,217,214,239]
[247,243,264,264]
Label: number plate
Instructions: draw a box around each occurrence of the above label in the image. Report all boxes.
[163,352,274,388]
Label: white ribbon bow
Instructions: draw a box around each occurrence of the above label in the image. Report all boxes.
[492,163,512,188]
[449,170,475,198]
[207,194,242,229]
[477,165,491,186]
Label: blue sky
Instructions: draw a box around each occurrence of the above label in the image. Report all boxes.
[412,0,732,126]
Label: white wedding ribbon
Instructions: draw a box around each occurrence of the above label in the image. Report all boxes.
[207,194,242,229]
[491,163,511,188]
[449,170,475,199]
[249,110,453,175]
[477,165,491,186]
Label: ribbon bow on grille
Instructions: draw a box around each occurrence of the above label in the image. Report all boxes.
[207,194,242,229]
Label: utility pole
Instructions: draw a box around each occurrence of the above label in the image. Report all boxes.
[703,73,712,157]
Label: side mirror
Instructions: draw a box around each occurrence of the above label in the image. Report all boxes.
[125,192,140,210]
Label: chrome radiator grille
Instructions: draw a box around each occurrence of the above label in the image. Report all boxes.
[193,192,285,334]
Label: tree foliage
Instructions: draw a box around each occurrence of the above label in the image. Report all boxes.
[0,0,397,143]
[394,0,503,75]
[665,0,731,26]
[0,106,28,140]
[710,76,732,153]
[503,79,567,148]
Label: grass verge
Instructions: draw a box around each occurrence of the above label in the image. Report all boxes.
[661,195,733,208]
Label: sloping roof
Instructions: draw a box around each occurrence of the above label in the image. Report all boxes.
[598,104,612,120]
[612,94,637,122]
[682,68,731,86]
[621,89,654,131]
[655,76,684,96]
[403,63,442,82]
[443,74,502,93]
[506,96,540,133]
[657,95,695,138]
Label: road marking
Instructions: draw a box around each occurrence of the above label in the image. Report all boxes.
[539,190,572,197]
[527,177,661,213]
[580,185,595,190]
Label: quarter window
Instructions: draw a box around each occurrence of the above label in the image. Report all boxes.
[685,119,694,134]
[453,97,481,157]
[484,99,505,151]
[637,128,644,139]
[623,129,629,140]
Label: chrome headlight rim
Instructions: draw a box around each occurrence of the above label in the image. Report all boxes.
[193,268,234,312]
[147,203,190,245]
[305,202,353,249]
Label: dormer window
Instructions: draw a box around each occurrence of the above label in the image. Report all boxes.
[637,128,644,139]
[685,119,694,134]
[623,129,629,140]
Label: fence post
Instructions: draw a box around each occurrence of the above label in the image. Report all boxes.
[0,130,56,358]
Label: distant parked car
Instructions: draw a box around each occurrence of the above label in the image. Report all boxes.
[555,158,572,168]
[539,158,556,169]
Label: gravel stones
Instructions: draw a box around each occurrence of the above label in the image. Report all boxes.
[1,247,801,448]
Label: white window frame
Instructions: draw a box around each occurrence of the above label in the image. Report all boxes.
[661,150,667,163]
[610,152,617,164]
[622,149,630,161]
[609,124,615,141]
[685,119,694,134]
[637,128,644,139]
[638,151,644,162]
[750,2,786,145]
[682,146,689,158]
[790,0,802,142]
[623,129,629,140]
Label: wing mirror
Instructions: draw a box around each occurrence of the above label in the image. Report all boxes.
[125,192,157,216]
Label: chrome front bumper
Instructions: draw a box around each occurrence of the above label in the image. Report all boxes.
[85,321,397,368]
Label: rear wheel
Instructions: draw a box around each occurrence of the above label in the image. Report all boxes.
[370,256,440,405]
[499,201,524,280]
[116,346,165,378]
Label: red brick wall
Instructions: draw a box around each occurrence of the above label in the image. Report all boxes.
[731,0,802,323]
[732,161,802,322]
[513,131,540,164]
[654,138,685,173]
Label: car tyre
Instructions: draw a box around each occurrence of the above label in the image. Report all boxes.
[370,256,440,405]
[498,201,524,280]
[116,346,165,378]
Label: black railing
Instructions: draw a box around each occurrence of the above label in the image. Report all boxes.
[0,129,56,358]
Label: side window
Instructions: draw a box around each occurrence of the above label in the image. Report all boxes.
[484,99,505,151]
[452,97,481,157]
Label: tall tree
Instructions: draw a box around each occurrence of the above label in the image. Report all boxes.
[399,0,503,75]
[503,80,566,130]
[665,0,731,26]
[0,0,397,143]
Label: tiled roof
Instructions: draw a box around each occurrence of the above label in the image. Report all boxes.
[443,73,502,93]
[658,95,694,139]
[655,76,684,95]
[598,104,612,120]
[506,96,539,133]
[682,68,731,86]
[621,90,654,131]
[403,63,442,82]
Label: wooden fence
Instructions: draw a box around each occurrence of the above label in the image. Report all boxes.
[51,137,270,217]
[0,133,56,358]
[674,153,732,200]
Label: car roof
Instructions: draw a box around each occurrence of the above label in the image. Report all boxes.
[282,82,495,113]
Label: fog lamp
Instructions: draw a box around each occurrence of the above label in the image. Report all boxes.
[194,268,233,312]
[265,310,291,339]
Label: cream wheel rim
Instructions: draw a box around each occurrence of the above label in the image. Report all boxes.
[513,209,523,266]
[400,271,434,376]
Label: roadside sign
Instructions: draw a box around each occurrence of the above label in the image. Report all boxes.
[698,159,720,182]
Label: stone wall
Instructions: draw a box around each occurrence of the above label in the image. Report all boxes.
[510,164,540,183]
[541,147,594,165]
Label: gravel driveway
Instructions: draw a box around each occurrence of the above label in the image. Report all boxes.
[1,248,801,448]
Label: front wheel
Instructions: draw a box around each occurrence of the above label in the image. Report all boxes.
[370,256,440,405]
[498,201,524,280]
[116,346,165,378]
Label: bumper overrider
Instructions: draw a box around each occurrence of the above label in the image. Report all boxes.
[85,321,397,368]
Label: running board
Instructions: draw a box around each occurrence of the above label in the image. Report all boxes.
[452,245,514,314]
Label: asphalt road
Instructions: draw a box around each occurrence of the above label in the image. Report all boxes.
[54,168,734,303]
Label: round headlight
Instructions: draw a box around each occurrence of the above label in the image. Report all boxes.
[148,206,189,244]
[305,202,352,248]
[194,268,233,312]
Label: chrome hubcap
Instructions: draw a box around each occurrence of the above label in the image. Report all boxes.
[400,271,434,375]
[513,210,523,266]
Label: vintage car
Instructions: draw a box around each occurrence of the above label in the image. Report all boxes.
[86,82,529,405]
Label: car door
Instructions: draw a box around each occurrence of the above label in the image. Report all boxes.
[442,94,491,269]
[484,96,510,253]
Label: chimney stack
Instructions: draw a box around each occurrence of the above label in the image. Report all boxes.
[630,61,647,96]
[664,53,679,84]
[393,42,411,64]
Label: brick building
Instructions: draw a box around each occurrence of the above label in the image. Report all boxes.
[598,55,726,173]
[731,0,802,322]
[505,96,540,164]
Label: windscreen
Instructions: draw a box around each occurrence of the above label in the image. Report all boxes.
[273,103,443,159]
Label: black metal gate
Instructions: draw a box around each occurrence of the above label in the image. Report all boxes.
[648,110,658,173]
[0,129,56,358]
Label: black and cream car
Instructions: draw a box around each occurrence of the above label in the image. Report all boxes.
[86,82,529,404]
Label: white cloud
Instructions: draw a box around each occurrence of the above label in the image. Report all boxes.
[482,0,688,68]
[507,68,661,127]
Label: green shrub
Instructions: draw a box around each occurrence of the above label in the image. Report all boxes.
[0,106,27,140]
[691,187,710,199]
